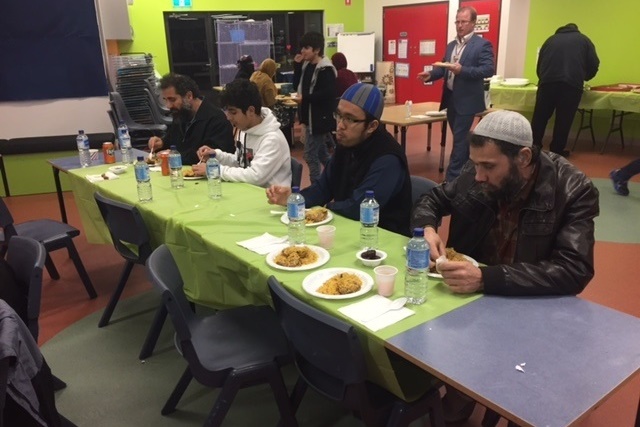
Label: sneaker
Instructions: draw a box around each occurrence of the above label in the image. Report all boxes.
[610,169,630,196]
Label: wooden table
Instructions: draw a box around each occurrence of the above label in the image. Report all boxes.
[380,102,448,172]
[386,295,640,427]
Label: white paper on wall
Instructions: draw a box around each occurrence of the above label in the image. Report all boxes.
[398,39,408,59]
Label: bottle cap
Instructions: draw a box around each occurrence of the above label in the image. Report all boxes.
[365,190,374,198]
[413,227,424,237]
[137,156,143,161]
[170,145,177,150]
[291,186,300,193]
[78,130,84,134]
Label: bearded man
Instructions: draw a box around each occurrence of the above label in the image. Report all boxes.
[411,110,599,296]
[148,73,234,165]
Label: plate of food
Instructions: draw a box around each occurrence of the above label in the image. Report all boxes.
[432,61,454,68]
[266,245,330,271]
[280,207,333,227]
[183,168,205,180]
[427,248,479,279]
[302,268,373,300]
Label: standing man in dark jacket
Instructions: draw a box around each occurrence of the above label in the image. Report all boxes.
[292,31,337,184]
[531,23,599,157]
[148,73,234,165]
[412,110,599,296]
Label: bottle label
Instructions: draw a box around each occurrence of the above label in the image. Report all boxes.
[169,155,182,169]
[407,248,430,269]
[360,205,379,225]
[287,202,305,221]
[206,163,220,179]
[135,165,149,181]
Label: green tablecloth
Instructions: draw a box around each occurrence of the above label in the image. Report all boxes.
[67,162,481,400]
[490,84,640,113]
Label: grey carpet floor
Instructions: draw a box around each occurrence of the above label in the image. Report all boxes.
[592,178,640,244]
[41,291,374,427]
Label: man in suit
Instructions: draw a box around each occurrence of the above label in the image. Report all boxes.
[418,6,494,182]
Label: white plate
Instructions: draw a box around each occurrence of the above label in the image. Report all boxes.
[280,210,333,227]
[500,78,530,87]
[427,255,479,278]
[183,175,206,180]
[425,111,446,117]
[302,268,374,300]
[266,245,330,271]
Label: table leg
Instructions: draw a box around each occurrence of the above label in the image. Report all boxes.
[427,123,432,152]
[439,120,448,173]
[0,154,9,197]
[601,110,629,154]
[394,125,399,141]
[401,127,407,151]
[52,166,68,223]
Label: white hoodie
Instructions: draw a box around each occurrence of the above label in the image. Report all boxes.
[214,108,291,188]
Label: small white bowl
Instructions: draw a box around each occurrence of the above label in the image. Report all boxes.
[108,165,128,175]
[356,249,388,267]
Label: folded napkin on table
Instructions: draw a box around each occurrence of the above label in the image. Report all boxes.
[237,233,288,255]
[339,295,414,332]
[86,172,119,183]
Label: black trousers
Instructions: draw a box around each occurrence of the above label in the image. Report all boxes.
[531,82,583,153]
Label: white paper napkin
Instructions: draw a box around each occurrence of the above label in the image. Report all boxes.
[149,166,162,172]
[236,233,288,255]
[86,171,119,183]
[339,295,414,332]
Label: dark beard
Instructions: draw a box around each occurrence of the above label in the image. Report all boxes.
[171,107,193,123]
[481,161,526,202]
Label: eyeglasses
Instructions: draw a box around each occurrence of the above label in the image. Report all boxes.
[333,111,367,126]
[454,20,472,25]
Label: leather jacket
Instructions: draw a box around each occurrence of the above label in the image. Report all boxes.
[411,152,599,296]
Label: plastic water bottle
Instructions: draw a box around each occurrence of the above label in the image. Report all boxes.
[134,156,152,202]
[169,145,184,189]
[287,186,306,245]
[405,228,430,305]
[405,100,413,118]
[117,122,133,164]
[360,190,379,250]
[206,153,222,199]
[76,130,91,167]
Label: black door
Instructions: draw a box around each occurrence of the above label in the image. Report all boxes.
[165,14,216,91]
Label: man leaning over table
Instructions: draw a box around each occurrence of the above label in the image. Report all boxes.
[266,83,412,236]
[411,110,599,424]
[195,79,291,188]
[148,73,234,165]
[417,6,494,183]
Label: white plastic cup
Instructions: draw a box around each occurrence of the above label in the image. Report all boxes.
[374,265,398,297]
[316,225,336,250]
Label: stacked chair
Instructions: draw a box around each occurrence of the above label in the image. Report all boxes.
[108,91,166,148]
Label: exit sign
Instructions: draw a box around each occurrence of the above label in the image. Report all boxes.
[173,0,191,7]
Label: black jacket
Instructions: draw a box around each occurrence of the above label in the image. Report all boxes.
[163,98,234,165]
[537,24,599,89]
[293,57,337,135]
[411,152,599,296]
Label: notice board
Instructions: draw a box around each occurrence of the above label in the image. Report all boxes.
[337,32,375,73]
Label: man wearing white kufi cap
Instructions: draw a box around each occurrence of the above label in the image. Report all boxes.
[411,110,599,296]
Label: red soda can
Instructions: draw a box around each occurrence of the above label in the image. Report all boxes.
[103,142,116,164]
